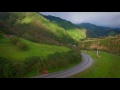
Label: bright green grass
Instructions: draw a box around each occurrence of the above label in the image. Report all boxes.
[67,29,86,41]
[0,37,70,62]
[71,50,120,78]
[21,17,33,24]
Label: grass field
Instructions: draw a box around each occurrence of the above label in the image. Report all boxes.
[0,37,70,62]
[71,50,120,78]
[1,37,82,78]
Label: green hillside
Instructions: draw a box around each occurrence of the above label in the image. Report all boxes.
[79,34,120,55]
[0,12,77,45]
[0,36,70,61]
[0,12,83,78]
[44,15,86,41]
[43,15,79,30]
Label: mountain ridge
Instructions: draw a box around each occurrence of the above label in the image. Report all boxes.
[77,23,120,37]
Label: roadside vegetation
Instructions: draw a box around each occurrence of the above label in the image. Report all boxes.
[0,35,82,78]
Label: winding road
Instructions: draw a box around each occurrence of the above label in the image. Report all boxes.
[33,52,93,78]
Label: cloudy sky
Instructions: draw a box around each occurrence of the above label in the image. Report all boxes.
[40,12,120,28]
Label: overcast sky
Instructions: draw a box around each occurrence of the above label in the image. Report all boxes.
[40,12,120,28]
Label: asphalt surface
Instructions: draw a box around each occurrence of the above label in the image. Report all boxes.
[32,52,93,78]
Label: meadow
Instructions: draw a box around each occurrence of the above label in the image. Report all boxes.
[0,37,70,62]
[71,50,120,78]
[0,36,82,78]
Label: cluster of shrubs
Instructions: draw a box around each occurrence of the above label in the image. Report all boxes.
[0,57,40,78]
[44,50,82,70]
[0,57,26,78]
[10,36,29,51]
[0,50,82,78]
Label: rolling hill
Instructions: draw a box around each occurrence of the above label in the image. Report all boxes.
[43,15,87,41]
[79,34,120,55]
[43,15,80,30]
[0,12,78,45]
[0,34,70,62]
[0,13,83,78]
[0,33,82,78]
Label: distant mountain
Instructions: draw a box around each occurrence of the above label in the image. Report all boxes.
[0,12,78,45]
[114,28,120,32]
[77,23,120,37]
[104,29,120,36]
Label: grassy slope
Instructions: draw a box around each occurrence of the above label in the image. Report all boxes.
[71,50,120,78]
[0,12,76,45]
[44,15,86,42]
[0,37,70,62]
[66,28,86,42]
[0,35,82,78]
[79,35,120,55]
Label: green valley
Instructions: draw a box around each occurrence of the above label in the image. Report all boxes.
[0,12,120,78]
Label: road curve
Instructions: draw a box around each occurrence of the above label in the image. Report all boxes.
[32,52,93,78]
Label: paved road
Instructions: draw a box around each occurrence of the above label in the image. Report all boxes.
[33,52,93,78]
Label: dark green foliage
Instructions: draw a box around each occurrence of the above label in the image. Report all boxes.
[12,62,27,76]
[25,56,42,71]
[0,57,27,78]
[23,50,82,76]
[44,50,82,70]
[0,57,8,77]
[24,56,45,75]
[0,50,82,78]
[3,63,16,78]
[0,35,2,39]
